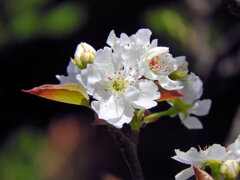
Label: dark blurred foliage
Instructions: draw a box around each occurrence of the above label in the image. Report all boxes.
[0,0,239,179]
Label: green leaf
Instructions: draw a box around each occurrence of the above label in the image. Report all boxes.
[22,84,90,107]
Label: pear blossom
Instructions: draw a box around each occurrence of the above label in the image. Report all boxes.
[172,144,228,180]
[172,135,240,180]
[176,72,211,129]
[107,28,182,90]
[77,47,160,128]
[140,46,182,90]
[168,56,211,129]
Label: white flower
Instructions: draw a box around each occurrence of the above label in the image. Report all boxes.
[77,47,160,128]
[170,71,211,129]
[56,61,81,84]
[106,28,182,90]
[140,47,182,90]
[172,144,229,180]
[173,135,240,180]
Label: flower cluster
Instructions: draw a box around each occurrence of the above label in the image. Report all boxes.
[56,29,211,129]
[172,135,240,180]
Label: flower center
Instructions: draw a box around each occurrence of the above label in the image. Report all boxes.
[147,54,173,75]
[106,67,137,96]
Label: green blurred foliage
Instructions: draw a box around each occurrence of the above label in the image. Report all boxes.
[0,128,44,180]
[144,8,195,45]
[43,4,84,36]
[0,0,87,45]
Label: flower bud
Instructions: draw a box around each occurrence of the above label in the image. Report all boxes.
[71,42,96,69]
[220,160,239,180]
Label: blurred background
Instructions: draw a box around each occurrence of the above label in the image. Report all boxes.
[0,0,240,179]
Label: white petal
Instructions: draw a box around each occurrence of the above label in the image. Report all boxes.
[124,86,139,101]
[227,135,240,160]
[77,64,103,95]
[173,148,202,165]
[150,39,158,48]
[146,47,169,60]
[91,100,101,114]
[106,30,117,47]
[67,61,81,75]
[201,144,228,161]
[181,73,203,104]
[132,80,160,109]
[134,28,152,45]
[175,167,194,180]
[56,74,79,84]
[158,76,183,90]
[111,104,134,128]
[181,116,203,129]
[98,95,124,122]
[189,99,212,116]
[175,56,188,72]
[56,61,81,84]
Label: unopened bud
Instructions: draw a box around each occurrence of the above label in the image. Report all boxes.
[71,42,96,69]
[220,160,239,180]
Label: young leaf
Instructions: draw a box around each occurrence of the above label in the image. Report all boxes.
[193,166,214,180]
[22,84,90,107]
[156,82,184,102]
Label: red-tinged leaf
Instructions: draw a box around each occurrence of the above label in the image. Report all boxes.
[91,114,107,126]
[156,82,184,102]
[193,166,214,180]
[22,84,90,107]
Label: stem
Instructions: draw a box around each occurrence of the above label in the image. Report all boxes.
[108,127,144,180]
[142,107,177,125]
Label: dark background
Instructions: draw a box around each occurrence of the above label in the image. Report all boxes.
[0,0,240,179]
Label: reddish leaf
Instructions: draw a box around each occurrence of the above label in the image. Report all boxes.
[156,82,184,102]
[23,84,90,107]
[193,166,214,180]
[91,114,107,126]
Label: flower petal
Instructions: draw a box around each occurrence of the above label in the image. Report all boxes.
[158,76,183,90]
[56,61,81,84]
[173,148,202,165]
[106,30,117,47]
[200,144,228,161]
[180,116,203,129]
[189,99,212,116]
[181,73,203,104]
[175,167,194,180]
[133,28,152,46]
[98,95,124,122]
[132,80,160,109]
[77,64,103,95]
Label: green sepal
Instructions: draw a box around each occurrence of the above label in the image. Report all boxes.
[202,160,222,180]
[169,70,188,80]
